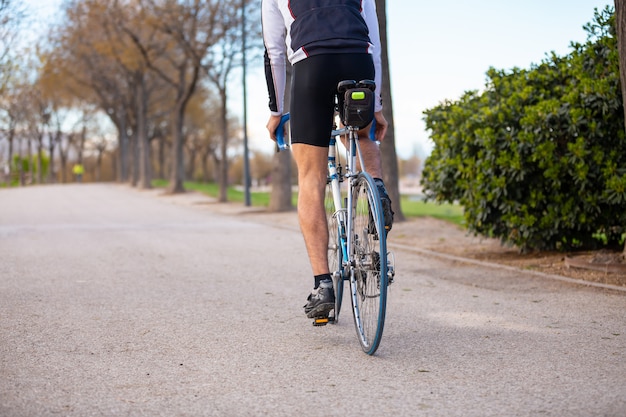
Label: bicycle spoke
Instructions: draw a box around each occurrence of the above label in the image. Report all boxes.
[326,176,344,322]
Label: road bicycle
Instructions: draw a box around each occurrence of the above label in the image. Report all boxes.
[275,80,395,355]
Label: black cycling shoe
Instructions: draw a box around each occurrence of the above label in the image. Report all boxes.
[374,179,394,233]
[303,279,335,319]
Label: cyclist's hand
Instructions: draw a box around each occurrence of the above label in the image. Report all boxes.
[266,115,282,141]
[373,111,388,142]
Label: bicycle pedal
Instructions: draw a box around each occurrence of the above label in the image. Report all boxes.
[312,316,334,326]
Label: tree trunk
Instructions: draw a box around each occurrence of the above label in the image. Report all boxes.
[158,137,166,180]
[27,138,33,185]
[166,65,201,195]
[117,108,130,183]
[201,148,212,183]
[269,149,293,211]
[269,63,294,212]
[218,89,229,202]
[376,0,404,222]
[59,135,69,184]
[19,139,25,186]
[48,129,59,184]
[96,149,103,182]
[77,126,86,166]
[36,132,44,184]
[168,103,186,194]
[130,130,139,186]
[137,76,152,189]
[7,127,14,184]
[616,0,626,254]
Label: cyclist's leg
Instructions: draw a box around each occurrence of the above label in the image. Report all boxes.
[291,55,338,321]
[291,55,337,278]
[291,144,330,277]
[358,135,393,229]
[356,136,383,179]
[292,146,336,321]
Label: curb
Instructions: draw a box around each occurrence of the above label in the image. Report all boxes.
[388,242,626,294]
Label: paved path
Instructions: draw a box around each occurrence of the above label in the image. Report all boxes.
[1,184,625,417]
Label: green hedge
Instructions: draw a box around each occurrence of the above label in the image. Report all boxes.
[421,7,626,251]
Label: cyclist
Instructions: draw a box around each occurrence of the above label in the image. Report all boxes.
[262,0,394,321]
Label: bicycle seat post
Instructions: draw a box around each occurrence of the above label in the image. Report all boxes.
[346,128,365,180]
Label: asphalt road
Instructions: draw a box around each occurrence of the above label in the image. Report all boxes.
[1,184,625,417]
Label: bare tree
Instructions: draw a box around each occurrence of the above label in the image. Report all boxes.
[22,87,51,185]
[0,0,25,95]
[26,0,252,192]
[89,136,107,182]
[42,0,137,183]
[57,131,72,183]
[0,0,26,182]
[105,4,151,188]
[45,103,71,183]
[1,79,28,183]
[201,0,251,202]
[121,0,222,194]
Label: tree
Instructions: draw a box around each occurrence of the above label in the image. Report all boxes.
[0,0,25,95]
[0,0,26,182]
[25,88,50,184]
[43,0,137,183]
[202,0,242,201]
[615,0,626,256]
[104,2,160,189]
[617,0,626,110]
[121,0,223,194]
[422,7,624,251]
[375,0,404,222]
[1,75,28,184]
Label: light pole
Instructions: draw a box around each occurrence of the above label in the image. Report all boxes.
[242,0,251,206]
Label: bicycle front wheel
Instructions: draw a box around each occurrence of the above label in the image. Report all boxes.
[349,172,388,354]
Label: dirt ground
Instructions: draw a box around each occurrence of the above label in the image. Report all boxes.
[390,216,626,289]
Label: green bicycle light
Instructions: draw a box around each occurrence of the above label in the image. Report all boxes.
[351,91,365,100]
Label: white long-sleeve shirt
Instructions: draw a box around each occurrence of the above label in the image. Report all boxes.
[262,0,383,116]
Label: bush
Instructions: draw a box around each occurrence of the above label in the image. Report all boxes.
[421,7,626,251]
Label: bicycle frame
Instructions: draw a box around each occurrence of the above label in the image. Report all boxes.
[329,126,365,280]
[276,110,389,354]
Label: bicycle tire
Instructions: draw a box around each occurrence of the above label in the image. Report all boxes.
[325,179,344,322]
[349,172,388,355]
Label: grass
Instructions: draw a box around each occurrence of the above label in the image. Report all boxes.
[152,179,298,207]
[400,195,465,226]
[153,180,465,226]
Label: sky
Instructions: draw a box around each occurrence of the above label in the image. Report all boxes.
[22,0,614,159]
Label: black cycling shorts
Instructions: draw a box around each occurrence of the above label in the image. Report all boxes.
[290,53,375,147]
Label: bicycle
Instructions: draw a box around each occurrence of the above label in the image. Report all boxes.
[275,80,395,355]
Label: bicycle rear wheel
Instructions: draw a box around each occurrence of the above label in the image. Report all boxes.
[325,179,344,322]
[349,172,388,354]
